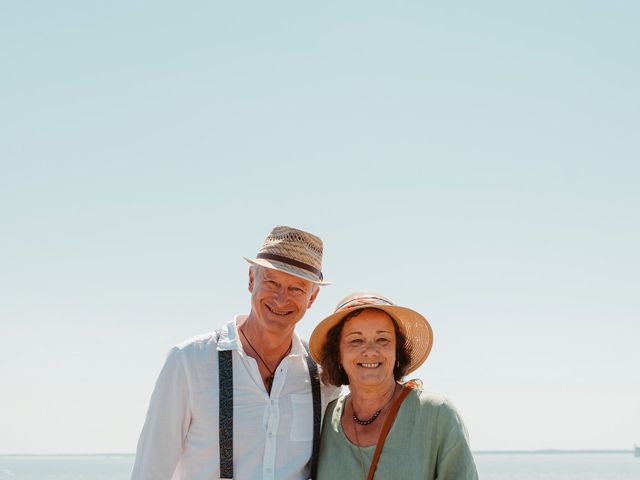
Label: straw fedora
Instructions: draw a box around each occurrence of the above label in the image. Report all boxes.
[244,225,330,286]
[309,292,433,374]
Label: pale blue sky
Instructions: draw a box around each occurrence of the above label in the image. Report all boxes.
[1,1,639,453]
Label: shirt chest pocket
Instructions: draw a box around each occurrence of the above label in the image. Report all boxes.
[290,393,313,442]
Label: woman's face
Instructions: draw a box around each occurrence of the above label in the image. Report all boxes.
[339,309,397,388]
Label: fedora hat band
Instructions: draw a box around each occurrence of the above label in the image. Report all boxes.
[256,252,324,281]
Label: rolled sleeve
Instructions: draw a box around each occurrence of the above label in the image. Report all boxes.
[132,347,193,480]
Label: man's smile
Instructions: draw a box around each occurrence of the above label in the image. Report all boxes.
[266,304,294,316]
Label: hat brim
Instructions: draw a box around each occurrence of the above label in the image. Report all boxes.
[244,257,331,286]
[309,304,433,375]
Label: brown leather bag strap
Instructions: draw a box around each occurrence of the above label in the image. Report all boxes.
[366,385,413,480]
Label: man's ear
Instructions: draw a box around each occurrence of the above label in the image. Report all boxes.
[307,286,320,309]
[248,266,255,292]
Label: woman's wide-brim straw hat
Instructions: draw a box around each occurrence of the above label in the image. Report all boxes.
[309,292,433,374]
[244,225,330,286]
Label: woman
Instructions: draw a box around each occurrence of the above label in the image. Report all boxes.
[309,292,478,479]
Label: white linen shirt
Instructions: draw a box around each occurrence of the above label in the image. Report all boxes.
[132,316,340,480]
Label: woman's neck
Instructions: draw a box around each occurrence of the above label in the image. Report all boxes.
[349,381,398,418]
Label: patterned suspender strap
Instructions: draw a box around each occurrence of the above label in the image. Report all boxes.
[302,340,322,480]
[217,329,234,479]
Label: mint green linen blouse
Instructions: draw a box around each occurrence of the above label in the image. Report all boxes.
[317,387,478,479]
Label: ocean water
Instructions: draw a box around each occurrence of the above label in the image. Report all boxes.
[475,453,640,480]
[1,453,639,479]
[0,456,133,480]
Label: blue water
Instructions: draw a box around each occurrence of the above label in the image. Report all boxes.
[1,453,639,479]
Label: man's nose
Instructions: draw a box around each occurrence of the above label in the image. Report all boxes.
[273,287,290,305]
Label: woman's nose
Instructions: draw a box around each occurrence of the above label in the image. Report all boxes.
[361,340,378,353]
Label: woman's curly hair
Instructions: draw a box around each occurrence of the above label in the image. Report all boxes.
[319,308,411,386]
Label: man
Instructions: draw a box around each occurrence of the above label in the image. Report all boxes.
[132,226,339,480]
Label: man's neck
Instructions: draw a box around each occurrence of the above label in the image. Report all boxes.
[238,316,294,360]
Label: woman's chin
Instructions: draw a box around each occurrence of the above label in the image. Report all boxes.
[348,373,393,388]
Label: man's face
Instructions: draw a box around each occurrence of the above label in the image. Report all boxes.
[248,266,319,335]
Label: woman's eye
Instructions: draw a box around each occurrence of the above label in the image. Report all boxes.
[377,338,390,345]
[350,339,364,345]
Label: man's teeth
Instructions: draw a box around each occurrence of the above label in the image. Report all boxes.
[268,306,291,315]
[360,363,381,368]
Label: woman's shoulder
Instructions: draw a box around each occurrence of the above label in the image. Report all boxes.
[322,394,348,434]
[393,390,468,449]
[326,395,343,412]
[403,383,465,423]
[325,394,348,419]
[415,389,451,407]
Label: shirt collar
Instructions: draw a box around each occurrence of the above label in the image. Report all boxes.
[216,317,242,351]
[217,315,305,358]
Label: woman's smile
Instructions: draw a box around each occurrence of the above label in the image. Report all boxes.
[340,309,397,387]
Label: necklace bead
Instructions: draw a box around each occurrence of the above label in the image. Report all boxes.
[352,409,382,425]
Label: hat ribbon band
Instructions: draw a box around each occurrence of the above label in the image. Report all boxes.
[256,253,323,281]
[335,295,394,311]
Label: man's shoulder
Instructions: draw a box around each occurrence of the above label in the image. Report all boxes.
[176,330,217,346]
[172,329,223,357]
